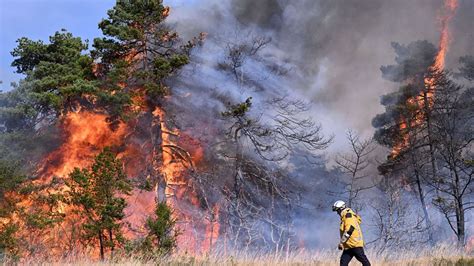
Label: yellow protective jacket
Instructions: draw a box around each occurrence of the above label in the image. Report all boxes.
[339,208,364,249]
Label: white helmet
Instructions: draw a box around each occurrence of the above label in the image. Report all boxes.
[332,200,346,212]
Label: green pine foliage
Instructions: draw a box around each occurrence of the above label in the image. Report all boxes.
[0,81,60,166]
[222,97,253,118]
[0,223,20,260]
[0,81,38,133]
[11,30,97,116]
[125,201,179,257]
[0,161,25,213]
[144,202,179,254]
[63,148,132,260]
[92,0,191,102]
[1,0,197,259]
[7,0,196,123]
[0,161,66,259]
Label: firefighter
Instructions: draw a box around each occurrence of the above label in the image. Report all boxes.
[332,200,371,266]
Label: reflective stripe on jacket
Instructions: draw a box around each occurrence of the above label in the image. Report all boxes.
[340,208,364,249]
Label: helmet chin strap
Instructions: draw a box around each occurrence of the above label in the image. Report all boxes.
[336,207,347,215]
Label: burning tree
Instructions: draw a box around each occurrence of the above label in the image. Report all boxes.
[90,0,202,213]
[0,0,210,257]
[3,0,470,260]
[372,0,474,247]
[159,30,335,253]
[373,40,439,244]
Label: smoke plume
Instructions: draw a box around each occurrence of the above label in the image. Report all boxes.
[165,0,474,149]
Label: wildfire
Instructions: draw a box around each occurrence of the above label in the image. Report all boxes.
[390,0,457,158]
[152,107,219,253]
[13,102,219,257]
[5,111,133,256]
[425,0,458,88]
[5,1,220,259]
[36,111,127,180]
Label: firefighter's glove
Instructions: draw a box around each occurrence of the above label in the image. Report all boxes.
[338,243,344,250]
[341,232,350,243]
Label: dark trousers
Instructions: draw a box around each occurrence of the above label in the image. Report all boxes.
[340,247,371,266]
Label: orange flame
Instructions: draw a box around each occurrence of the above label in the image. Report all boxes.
[15,105,219,256]
[11,6,216,255]
[153,107,218,253]
[5,111,133,257]
[36,111,127,180]
[390,0,457,158]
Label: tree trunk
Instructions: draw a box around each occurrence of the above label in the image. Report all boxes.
[422,91,438,187]
[108,228,114,259]
[456,197,465,246]
[414,169,434,245]
[453,167,465,247]
[98,231,105,261]
[151,112,165,203]
[407,111,434,245]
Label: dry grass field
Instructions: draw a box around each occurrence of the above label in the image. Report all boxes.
[4,245,474,265]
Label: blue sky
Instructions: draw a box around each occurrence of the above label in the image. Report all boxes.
[0,0,115,91]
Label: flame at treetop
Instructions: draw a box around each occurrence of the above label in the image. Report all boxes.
[390,0,457,158]
[426,0,458,86]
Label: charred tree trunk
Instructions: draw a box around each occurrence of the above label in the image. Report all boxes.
[453,167,465,246]
[422,91,438,186]
[98,231,105,261]
[409,145,434,245]
[413,167,433,244]
[405,102,434,245]
[108,228,114,259]
[456,198,465,246]
[151,112,166,203]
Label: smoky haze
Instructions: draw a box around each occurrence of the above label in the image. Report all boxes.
[165,0,474,150]
[159,0,474,249]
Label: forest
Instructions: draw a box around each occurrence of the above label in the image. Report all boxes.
[0,0,473,264]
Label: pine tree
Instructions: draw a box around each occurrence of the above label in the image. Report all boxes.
[64,148,132,260]
[373,40,439,245]
[92,0,193,103]
[143,202,179,255]
[11,30,97,116]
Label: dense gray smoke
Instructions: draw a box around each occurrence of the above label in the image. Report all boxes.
[161,0,473,250]
[165,0,474,149]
